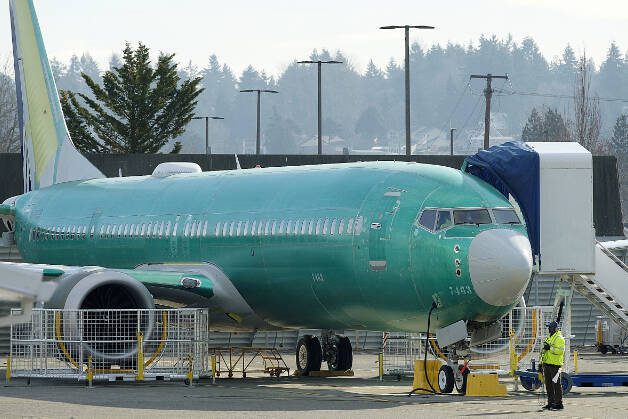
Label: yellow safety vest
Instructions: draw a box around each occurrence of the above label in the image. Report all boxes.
[541,331,565,366]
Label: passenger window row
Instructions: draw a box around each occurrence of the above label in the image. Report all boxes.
[213,217,364,238]
[28,216,366,242]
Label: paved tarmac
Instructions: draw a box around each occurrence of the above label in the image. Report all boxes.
[1,352,627,418]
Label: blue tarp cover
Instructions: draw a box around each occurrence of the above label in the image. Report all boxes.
[462,141,540,263]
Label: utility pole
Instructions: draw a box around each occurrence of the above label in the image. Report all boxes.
[297,60,343,155]
[192,116,224,155]
[380,25,434,156]
[450,127,456,156]
[470,73,508,150]
[240,89,279,154]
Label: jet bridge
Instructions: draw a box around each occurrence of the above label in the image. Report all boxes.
[463,142,628,334]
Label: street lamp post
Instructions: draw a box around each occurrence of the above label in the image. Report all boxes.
[240,89,279,155]
[297,60,343,155]
[380,25,434,156]
[192,116,224,155]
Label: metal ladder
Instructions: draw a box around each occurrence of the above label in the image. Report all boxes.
[570,243,628,331]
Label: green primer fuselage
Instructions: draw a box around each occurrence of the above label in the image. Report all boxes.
[13,162,526,332]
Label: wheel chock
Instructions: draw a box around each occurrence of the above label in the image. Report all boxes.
[306,370,354,377]
[464,373,507,397]
[411,360,442,394]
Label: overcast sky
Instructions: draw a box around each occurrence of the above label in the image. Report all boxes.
[1,0,626,76]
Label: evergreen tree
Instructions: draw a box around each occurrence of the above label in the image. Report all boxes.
[265,109,300,153]
[610,114,628,156]
[60,42,203,153]
[521,107,570,142]
[355,106,386,143]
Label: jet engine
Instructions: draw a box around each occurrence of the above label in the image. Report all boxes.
[46,269,156,366]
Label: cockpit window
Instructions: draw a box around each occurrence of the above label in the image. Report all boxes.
[418,209,437,231]
[453,209,492,225]
[435,210,453,231]
[493,208,521,224]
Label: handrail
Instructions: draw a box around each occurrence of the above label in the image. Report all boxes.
[596,240,628,274]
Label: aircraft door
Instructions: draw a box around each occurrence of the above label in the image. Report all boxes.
[366,189,402,272]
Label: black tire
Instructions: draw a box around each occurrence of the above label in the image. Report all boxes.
[454,365,470,394]
[438,365,455,394]
[561,372,573,395]
[599,345,608,355]
[330,336,353,371]
[520,369,542,391]
[296,335,322,375]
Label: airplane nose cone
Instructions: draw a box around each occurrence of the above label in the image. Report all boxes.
[468,229,533,307]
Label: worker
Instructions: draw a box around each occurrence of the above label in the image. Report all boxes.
[540,321,565,411]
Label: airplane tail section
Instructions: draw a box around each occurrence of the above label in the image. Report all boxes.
[10,0,103,192]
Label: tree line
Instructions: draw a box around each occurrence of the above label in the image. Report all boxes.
[0,35,626,157]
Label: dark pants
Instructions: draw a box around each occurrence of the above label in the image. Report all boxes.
[543,363,563,407]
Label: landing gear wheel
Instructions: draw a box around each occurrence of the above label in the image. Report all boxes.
[438,365,455,393]
[329,336,353,371]
[296,335,322,375]
[454,365,470,394]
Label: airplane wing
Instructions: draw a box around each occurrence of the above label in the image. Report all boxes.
[0,261,214,327]
[0,261,272,330]
[0,262,60,326]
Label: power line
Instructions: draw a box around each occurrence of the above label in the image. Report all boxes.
[493,89,628,103]
[458,95,483,138]
[437,82,471,136]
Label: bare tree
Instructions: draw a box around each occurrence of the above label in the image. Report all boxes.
[0,58,19,153]
[574,52,602,152]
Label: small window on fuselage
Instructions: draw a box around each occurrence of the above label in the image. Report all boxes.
[493,208,521,224]
[418,209,437,231]
[453,209,492,226]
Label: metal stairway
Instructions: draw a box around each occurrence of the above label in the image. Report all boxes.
[570,243,628,333]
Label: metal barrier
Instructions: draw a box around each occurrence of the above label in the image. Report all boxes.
[382,306,573,377]
[7,308,210,382]
[211,347,290,378]
[382,332,423,377]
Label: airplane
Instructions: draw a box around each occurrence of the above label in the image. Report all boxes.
[0,0,533,383]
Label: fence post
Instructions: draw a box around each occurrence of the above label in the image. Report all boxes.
[508,328,517,377]
[187,354,194,386]
[211,354,216,384]
[136,331,144,381]
[87,355,93,388]
[5,355,10,384]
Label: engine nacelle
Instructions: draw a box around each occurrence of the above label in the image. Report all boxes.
[47,269,156,365]
[47,269,155,311]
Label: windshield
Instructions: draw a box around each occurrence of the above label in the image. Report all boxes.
[493,208,521,224]
[435,210,453,230]
[453,209,492,225]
